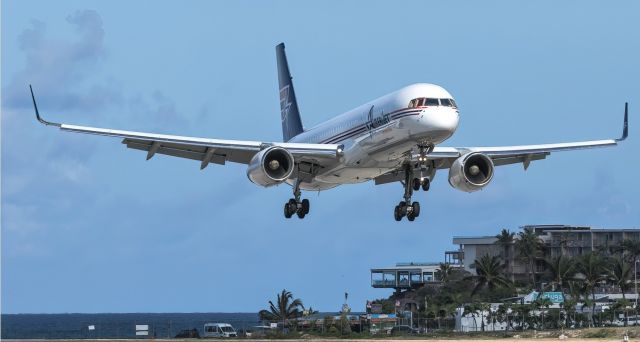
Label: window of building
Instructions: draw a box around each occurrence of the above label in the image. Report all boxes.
[410,272,422,284]
[398,272,410,285]
[371,272,384,285]
[383,272,396,285]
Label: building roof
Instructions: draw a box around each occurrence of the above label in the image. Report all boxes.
[452,236,497,245]
[523,224,640,232]
[453,225,640,245]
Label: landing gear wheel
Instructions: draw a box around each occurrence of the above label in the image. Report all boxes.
[284,202,293,218]
[301,199,310,215]
[288,198,297,211]
[394,205,402,221]
[407,213,416,221]
[412,178,421,191]
[296,209,306,219]
[412,202,420,217]
[421,178,430,191]
[398,201,407,216]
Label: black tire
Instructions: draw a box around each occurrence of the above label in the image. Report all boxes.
[284,203,292,218]
[399,201,408,215]
[422,178,430,191]
[412,202,420,217]
[287,199,297,213]
[412,178,421,191]
[301,199,310,214]
[407,213,415,221]
[297,210,306,219]
[394,206,402,221]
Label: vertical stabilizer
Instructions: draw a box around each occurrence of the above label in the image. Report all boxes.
[276,43,304,142]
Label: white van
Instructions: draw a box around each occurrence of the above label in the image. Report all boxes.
[203,323,237,338]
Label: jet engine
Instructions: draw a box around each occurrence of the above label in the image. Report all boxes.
[448,152,494,192]
[247,146,295,187]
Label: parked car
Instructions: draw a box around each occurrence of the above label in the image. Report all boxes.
[389,325,419,335]
[203,323,237,338]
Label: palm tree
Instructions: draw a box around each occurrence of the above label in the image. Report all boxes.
[561,297,577,329]
[577,253,606,327]
[619,239,640,263]
[495,229,515,280]
[495,303,512,331]
[515,228,542,289]
[544,255,576,293]
[608,257,633,300]
[258,289,304,330]
[463,302,483,331]
[532,296,552,330]
[607,256,632,325]
[466,254,512,296]
[437,262,453,283]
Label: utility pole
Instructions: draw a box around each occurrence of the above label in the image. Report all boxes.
[635,260,639,310]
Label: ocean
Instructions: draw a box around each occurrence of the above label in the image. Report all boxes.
[1,313,261,339]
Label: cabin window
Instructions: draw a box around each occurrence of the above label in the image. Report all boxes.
[440,98,452,107]
[408,99,417,108]
[451,99,458,108]
[417,98,426,107]
[425,98,439,106]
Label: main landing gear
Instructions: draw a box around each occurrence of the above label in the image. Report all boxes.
[284,180,310,219]
[394,144,433,222]
[394,163,422,221]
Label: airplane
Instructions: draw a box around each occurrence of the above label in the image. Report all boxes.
[30,42,629,222]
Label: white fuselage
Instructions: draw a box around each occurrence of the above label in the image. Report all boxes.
[288,83,460,190]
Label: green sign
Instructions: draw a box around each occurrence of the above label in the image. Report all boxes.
[539,292,564,303]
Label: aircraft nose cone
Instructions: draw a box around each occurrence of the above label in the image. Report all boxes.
[431,109,459,132]
[418,108,459,143]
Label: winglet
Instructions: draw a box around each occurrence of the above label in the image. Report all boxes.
[616,102,628,142]
[29,85,61,127]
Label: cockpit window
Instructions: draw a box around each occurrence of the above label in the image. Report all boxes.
[424,98,439,106]
[408,97,456,108]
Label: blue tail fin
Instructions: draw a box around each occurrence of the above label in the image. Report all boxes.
[276,43,304,142]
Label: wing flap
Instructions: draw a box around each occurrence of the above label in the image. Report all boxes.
[125,140,210,162]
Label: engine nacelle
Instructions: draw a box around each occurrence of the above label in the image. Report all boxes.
[448,152,494,192]
[247,146,295,187]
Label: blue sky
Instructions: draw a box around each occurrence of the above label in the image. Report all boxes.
[2,0,639,313]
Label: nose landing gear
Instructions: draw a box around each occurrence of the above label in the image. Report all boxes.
[412,177,430,191]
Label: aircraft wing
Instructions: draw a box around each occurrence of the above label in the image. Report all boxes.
[430,103,628,171]
[30,86,342,169]
[375,103,628,185]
